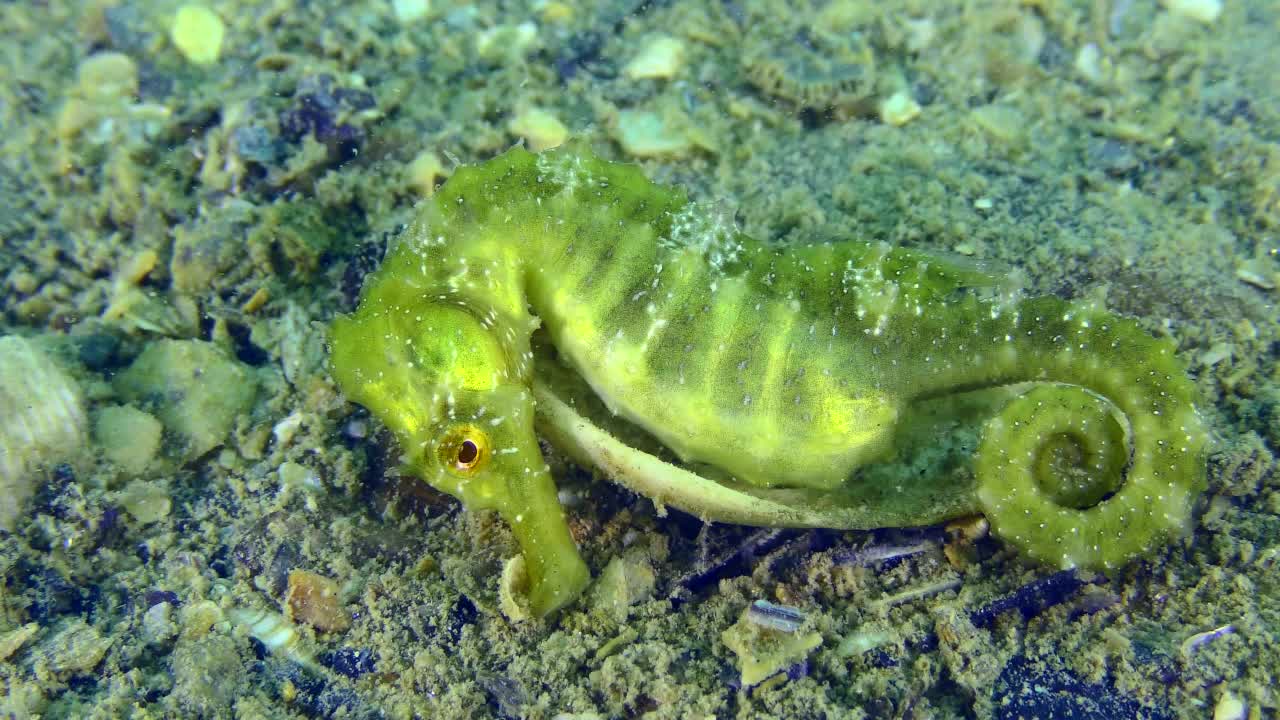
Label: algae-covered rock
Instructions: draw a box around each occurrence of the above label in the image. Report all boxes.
[613,110,692,158]
[168,635,246,715]
[0,336,87,531]
[118,479,172,525]
[588,554,655,620]
[94,404,163,476]
[33,620,113,681]
[114,340,256,460]
[169,202,255,293]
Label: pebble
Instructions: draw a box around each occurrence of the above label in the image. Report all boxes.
[118,480,172,524]
[77,52,138,102]
[623,36,686,80]
[613,109,690,158]
[392,0,431,24]
[588,555,655,619]
[171,5,225,65]
[1162,0,1223,24]
[37,620,112,678]
[509,106,569,152]
[407,150,448,196]
[286,569,351,633]
[879,90,921,127]
[95,405,163,476]
[0,623,39,661]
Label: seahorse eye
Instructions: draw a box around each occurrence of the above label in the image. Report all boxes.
[456,439,480,467]
[438,425,489,476]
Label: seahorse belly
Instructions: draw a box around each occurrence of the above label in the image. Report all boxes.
[529,236,900,491]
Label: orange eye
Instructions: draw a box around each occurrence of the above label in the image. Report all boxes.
[438,425,488,476]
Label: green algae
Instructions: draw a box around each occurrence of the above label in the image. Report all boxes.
[0,0,1278,718]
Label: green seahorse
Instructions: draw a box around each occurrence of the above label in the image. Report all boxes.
[329,145,1208,616]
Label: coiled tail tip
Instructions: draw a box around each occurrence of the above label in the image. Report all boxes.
[975,371,1208,571]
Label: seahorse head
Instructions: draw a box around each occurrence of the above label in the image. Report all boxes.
[330,263,590,615]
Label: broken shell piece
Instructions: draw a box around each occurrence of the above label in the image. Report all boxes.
[721,602,822,686]
[285,570,351,633]
[746,600,805,633]
[229,607,317,670]
[499,555,532,622]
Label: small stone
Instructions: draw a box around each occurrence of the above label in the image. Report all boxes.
[171,5,225,65]
[286,570,351,633]
[179,600,224,640]
[169,635,245,714]
[1235,259,1276,291]
[970,105,1026,147]
[588,555,655,619]
[1075,43,1104,84]
[614,110,691,158]
[1213,689,1247,720]
[142,601,178,644]
[509,107,569,152]
[407,150,448,196]
[391,0,431,24]
[879,89,921,127]
[476,22,538,63]
[623,36,686,80]
[1162,0,1223,24]
[95,405,163,476]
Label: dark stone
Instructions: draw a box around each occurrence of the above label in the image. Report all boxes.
[970,570,1087,628]
[271,661,384,720]
[340,233,389,311]
[231,125,278,164]
[992,656,1170,720]
[76,332,122,370]
[333,88,376,111]
[444,594,478,643]
[144,589,180,609]
[480,674,527,719]
[225,320,270,366]
[320,648,378,678]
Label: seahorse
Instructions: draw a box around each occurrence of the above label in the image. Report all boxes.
[329,144,1208,616]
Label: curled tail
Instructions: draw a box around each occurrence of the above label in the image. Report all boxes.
[972,296,1208,569]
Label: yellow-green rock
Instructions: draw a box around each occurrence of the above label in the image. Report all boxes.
[588,554,655,619]
[623,36,686,80]
[118,480,172,525]
[94,404,163,476]
[508,107,569,152]
[171,5,225,65]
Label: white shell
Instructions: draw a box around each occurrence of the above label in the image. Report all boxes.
[0,336,86,531]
